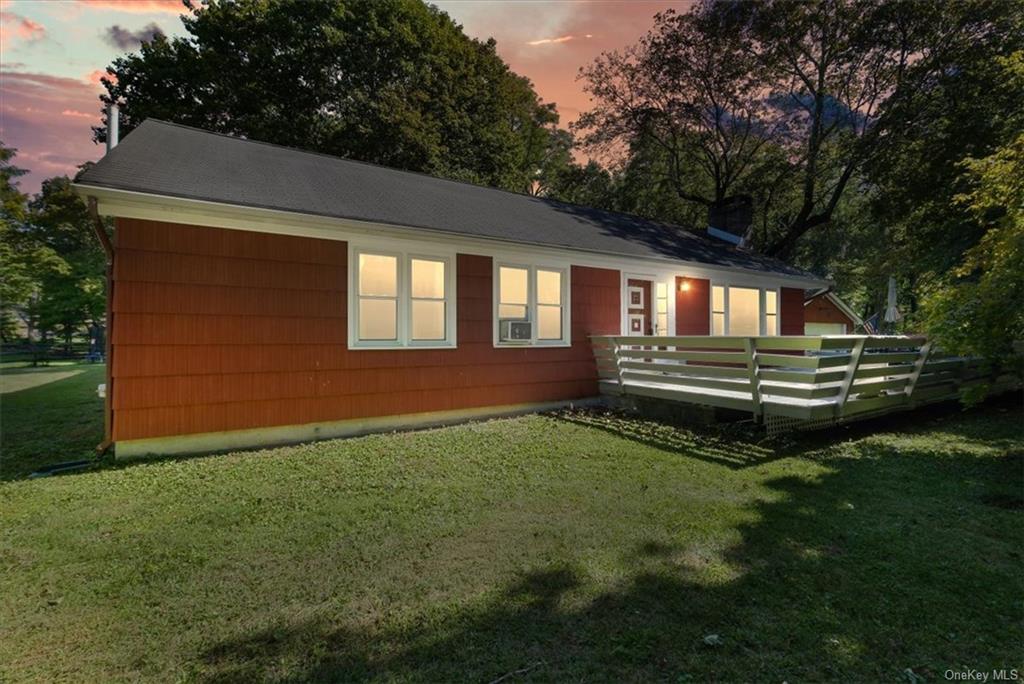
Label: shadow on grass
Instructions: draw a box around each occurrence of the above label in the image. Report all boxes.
[552,391,1024,471]
[197,434,1023,683]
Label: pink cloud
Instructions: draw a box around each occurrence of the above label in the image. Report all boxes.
[87,69,117,86]
[0,11,46,44]
[0,71,105,193]
[73,0,186,14]
[452,1,693,128]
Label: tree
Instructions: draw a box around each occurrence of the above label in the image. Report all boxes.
[920,54,1024,363]
[0,144,67,346]
[575,0,1022,258]
[575,4,772,213]
[27,177,107,354]
[95,0,567,193]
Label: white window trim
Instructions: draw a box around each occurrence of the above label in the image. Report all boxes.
[709,283,782,336]
[493,261,571,347]
[349,245,457,350]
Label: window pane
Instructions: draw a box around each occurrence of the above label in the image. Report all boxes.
[359,254,397,297]
[411,259,445,299]
[537,270,561,305]
[712,286,725,313]
[657,313,668,335]
[499,304,528,320]
[358,298,397,340]
[411,299,445,340]
[537,305,561,340]
[657,295,668,314]
[728,286,760,336]
[765,314,777,336]
[656,282,667,299]
[766,290,777,315]
[499,267,528,305]
[712,312,725,336]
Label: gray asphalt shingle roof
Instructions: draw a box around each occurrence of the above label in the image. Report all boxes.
[76,119,821,281]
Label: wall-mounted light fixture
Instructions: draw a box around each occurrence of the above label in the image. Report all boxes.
[679,278,691,292]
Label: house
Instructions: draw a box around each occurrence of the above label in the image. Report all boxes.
[804,289,863,335]
[74,119,828,457]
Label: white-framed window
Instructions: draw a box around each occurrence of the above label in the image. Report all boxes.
[765,289,778,336]
[710,284,781,336]
[655,282,669,335]
[350,247,456,349]
[494,262,570,346]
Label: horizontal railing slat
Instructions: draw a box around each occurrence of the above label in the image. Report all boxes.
[618,360,750,379]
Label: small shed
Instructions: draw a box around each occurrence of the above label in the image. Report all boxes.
[804,289,862,335]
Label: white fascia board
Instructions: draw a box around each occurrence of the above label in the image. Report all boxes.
[73,183,831,290]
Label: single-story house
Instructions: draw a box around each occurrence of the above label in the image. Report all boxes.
[74,119,828,457]
[804,289,863,335]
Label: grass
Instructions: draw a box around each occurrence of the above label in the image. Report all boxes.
[0,369,1021,683]
[0,363,105,480]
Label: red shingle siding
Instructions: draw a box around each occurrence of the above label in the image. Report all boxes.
[780,287,805,335]
[805,294,856,329]
[675,277,710,335]
[111,219,620,441]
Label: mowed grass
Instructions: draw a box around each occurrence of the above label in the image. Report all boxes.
[0,369,1021,683]
[0,363,105,480]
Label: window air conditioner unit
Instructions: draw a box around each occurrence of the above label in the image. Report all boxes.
[500,319,532,343]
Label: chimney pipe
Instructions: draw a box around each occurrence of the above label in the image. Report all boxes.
[106,103,119,152]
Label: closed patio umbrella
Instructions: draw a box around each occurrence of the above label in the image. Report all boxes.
[884,276,901,329]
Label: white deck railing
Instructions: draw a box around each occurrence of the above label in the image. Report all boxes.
[591,335,1020,428]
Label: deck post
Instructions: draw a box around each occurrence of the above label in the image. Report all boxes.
[612,338,625,391]
[904,341,932,407]
[743,337,762,422]
[836,337,867,418]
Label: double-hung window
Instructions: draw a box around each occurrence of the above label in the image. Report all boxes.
[351,248,455,348]
[710,284,780,336]
[495,263,569,346]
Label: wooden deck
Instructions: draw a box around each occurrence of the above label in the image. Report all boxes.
[591,335,1020,433]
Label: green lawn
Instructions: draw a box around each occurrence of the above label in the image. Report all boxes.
[0,363,106,480]
[0,368,1021,682]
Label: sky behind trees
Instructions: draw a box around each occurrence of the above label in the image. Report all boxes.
[0,0,690,194]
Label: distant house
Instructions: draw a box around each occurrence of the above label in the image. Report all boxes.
[804,289,863,335]
[74,120,827,457]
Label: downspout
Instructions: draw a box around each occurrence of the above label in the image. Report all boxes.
[89,196,114,455]
[89,102,119,455]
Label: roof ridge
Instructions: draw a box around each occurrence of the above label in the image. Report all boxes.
[138,118,713,241]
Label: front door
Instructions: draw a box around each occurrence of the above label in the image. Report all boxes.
[626,278,653,336]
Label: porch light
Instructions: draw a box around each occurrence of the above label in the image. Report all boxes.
[679,279,691,292]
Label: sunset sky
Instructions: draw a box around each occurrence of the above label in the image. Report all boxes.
[1,0,690,195]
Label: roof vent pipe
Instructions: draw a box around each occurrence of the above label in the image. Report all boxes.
[106,103,119,153]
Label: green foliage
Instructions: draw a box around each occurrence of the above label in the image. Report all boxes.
[921,132,1024,362]
[0,144,68,343]
[0,145,107,350]
[26,177,107,351]
[96,0,567,193]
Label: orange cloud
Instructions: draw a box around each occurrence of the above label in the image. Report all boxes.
[74,0,186,14]
[0,11,46,43]
[62,109,94,118]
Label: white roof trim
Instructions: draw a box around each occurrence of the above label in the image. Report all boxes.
[73,183,831,289]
